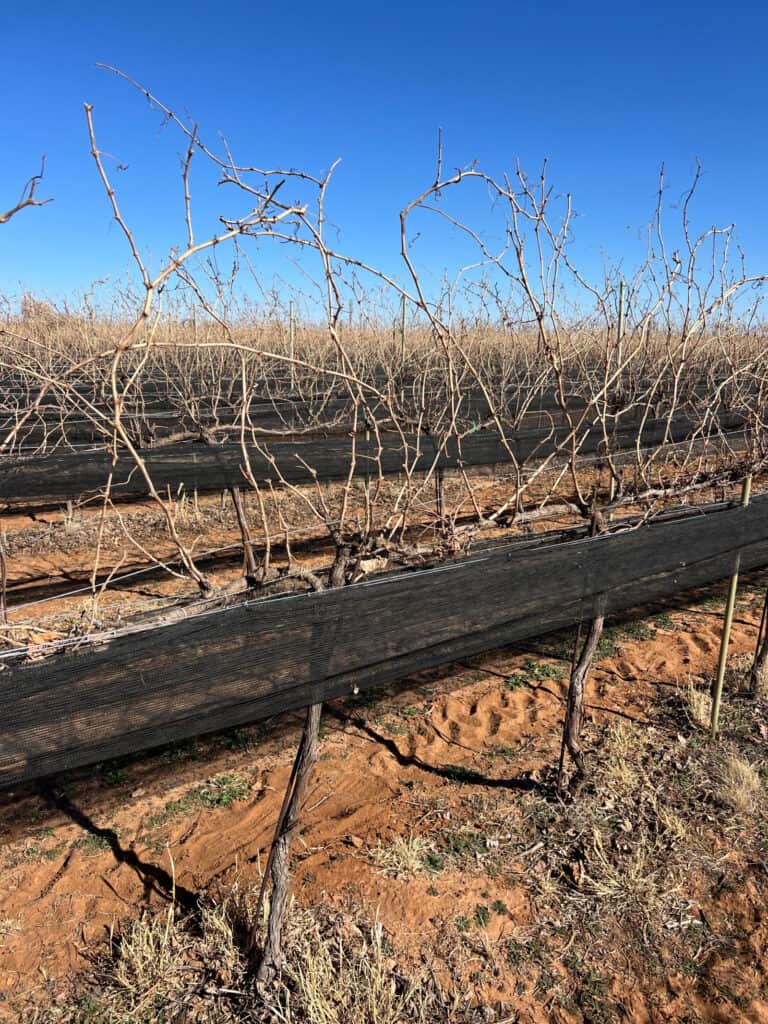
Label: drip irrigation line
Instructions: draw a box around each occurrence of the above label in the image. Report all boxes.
[7,541,245,613]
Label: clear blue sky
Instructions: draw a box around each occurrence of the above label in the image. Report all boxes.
[1,0,767,310]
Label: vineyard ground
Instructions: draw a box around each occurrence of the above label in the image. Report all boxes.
[1,578,767,1022]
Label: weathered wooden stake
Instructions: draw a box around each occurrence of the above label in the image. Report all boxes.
[750,590,768,696]
[399,295,407,407]
[617,280,625,365]
[288,300,296,392]
[250,551,349,982]
[400,294,407,365]
[0,531,7,625]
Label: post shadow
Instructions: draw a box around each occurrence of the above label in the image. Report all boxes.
[37,782,200,918]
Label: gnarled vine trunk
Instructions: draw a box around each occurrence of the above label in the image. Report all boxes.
[250,701,322,984]
[251,542,354,983]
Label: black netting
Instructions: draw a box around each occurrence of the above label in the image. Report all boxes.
[0,412,746,504]
[1,493,766,785]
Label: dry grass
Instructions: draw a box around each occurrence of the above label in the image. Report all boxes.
[369,833,432,878]
[266,911,445,1024]
[725,652,755,694]
[717,751,763,815]
[79,878,258,1022]
[525,719,715,955]
[0,915,23,938]
[652,799,690,845]
[107,904,181,1015]
[600,721,643,795]
[39,882,467,1024]
[685,678,713,731]
[19,669,768,1024]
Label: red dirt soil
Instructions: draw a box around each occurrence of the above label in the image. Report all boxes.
[1,583,767,1021]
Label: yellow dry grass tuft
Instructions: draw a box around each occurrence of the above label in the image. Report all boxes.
[370,833,432,878]
[718,752,762,815]
[685,678,712,731]
[271,911,442,1024]
[601,720,647,795]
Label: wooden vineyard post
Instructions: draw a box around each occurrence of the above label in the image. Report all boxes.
[750,589,768,696]
[201,431,259,585]
[607,472,616,524]
[400,293,407,366]
[399,294,407,410]
[288,300,296,393]
[710,475,752,739]
[0,530,7,625]
[364,426,371,511]
[617,279,625,373]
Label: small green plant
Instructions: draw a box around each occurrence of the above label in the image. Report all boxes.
[198,773,251,808]
[595,626,622,659]
[102,765,128,787]
[619,620,656,642]
[383,718,407,735]
[524,659,567,682]
[487,743,519,760]
[474,904,491,927]
[145,793,199,830]
[575,969,618,1024]
[491,899,509,916]
[164,739,200,763]
[423,852,445,873]
[455,915,470,933]
[507,672,531,690]
[398,705,420,718]
[41,840,67,862]
[77,831,117,855]
[224,727,253,751]
[144,774,250,833]
[29,826,55,839]
[444,831,484,857]
[71,994,108,1024]
[653,611,677,630]
[507,659,567,690]
[506,939,525,967]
